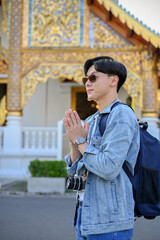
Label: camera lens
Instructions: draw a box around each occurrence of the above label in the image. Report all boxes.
[73,177,80,190]
[66,177,74,189]
[65,176,86,191]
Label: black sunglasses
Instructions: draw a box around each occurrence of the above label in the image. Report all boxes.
[82,74,114,85]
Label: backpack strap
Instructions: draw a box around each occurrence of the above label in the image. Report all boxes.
[99,101,134,182]
[99,101,133,135]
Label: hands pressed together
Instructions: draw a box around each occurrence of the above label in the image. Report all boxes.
[63,109,89,145]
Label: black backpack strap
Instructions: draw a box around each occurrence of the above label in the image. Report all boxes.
[122,162,133,183]
[99,101,133,181]
[99,113,110,136]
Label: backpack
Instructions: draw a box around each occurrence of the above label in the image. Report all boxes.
[99,101,160,219]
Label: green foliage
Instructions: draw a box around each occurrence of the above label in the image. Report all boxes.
[28,159,68,178]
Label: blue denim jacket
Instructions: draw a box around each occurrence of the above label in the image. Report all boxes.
[65,101,140,236]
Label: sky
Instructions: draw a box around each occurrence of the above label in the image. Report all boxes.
[118,0,160,34]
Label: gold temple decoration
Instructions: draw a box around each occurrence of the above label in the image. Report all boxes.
[28,0,81,47]
[21,47,143,107]
[0,46,8,74]
[90,12,131,48]
[0,95,6,126]
[141,52,158,118]
[1,0,159,120]
[22,0,29,48]
[97,0,160,48]
[7,0,23,115]
[83,0,90,47]
[1,0,9,35]
[22,63,84,107]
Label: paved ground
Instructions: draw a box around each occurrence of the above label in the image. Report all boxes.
[0,194,160,240]
[0,194,76,240]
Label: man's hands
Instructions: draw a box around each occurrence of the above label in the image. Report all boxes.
[63,109,89,144]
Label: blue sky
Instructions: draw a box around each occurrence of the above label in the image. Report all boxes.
[118,0,160,34]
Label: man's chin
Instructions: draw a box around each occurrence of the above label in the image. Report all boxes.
[87,95,94,101]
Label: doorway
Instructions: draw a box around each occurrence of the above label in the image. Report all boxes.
[72,87,98,120]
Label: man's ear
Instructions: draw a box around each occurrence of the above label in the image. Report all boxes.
[111,76,119,87]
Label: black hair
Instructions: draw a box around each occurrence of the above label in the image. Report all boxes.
[84,56,127,92]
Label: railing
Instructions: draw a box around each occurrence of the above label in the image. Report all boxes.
[0,120,63,160]
[21,121,63,159]
[0,127,4,150]
[22,127,57,150]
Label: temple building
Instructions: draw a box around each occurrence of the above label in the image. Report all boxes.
[0,0,160,179]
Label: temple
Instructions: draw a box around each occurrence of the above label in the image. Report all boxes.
[0,0,160,179]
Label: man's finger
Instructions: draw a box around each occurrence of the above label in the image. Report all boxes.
[73,111,81,124]
[65,111,73,127]
[63,118,69,129]
[69,109,78,125]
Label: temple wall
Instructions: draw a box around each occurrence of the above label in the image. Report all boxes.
[22,80,75,127]
[22,81,141,128]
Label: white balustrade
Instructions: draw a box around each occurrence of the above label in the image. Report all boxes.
[22,127,58,154]
[0,120,64,160]
[0,121,64,178]
[0,127,4,149]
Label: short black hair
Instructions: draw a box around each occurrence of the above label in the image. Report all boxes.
[84,56,127,92]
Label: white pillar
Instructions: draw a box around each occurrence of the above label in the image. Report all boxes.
[141,117,160,140]
[3,116,22,153]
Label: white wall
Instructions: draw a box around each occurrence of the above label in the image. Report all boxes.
[22,78,78,127]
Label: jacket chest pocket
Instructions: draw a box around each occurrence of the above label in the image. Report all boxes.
[90,136,102,148]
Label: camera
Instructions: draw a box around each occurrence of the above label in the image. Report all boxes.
[66,176,86,191]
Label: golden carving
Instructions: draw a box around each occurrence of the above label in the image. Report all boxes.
[1,0,9,35]
[21,48,143,108]
[0,46,8,74]
[7,0,23,114]
[29,0,81,47]
[0,95,6,126]
[22,0,29,47]
[141,52,158,117]
[22,63,84,107]
[90,12,131,48]
[4,0,158,120]
[83,0,90,47]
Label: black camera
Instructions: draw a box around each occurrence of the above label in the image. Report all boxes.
[66,176,86,191]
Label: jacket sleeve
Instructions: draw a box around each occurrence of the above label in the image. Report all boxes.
[65,153,82,176]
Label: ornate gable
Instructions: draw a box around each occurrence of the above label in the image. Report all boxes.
[89,12,132,48]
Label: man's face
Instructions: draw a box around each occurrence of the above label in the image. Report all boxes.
[84,65,114,102]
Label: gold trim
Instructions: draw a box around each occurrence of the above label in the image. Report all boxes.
[22,0,29,47]
[83,0,90,47]
[97,0,160,48]
[0,95,6,126]
[7,111,22,116]
[0,79,8,84]
[142,112,158,118]
[21,45,146,53]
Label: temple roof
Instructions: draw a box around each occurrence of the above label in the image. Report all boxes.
[95,0,160,48]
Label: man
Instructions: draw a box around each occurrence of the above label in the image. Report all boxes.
[63,56,140,240]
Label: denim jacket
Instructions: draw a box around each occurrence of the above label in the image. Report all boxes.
[65,101,140,236]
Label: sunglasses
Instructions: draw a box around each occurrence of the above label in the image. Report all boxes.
[82,74,114,85]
